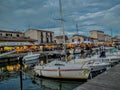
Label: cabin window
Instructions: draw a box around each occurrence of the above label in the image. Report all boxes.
[55,64,64,66]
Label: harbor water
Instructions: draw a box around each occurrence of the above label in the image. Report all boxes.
[0,59,85,90]
[0,71,84,90]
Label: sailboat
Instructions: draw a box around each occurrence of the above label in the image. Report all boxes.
[34,60,90,79]
[33,0,91,80]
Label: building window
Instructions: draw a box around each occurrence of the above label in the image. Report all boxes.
[6,34,8,36]
[50,33,52,43]
[41,32,43,43]
[16,34,19,37]
[6,33,12,37]
[46,32,49,43]
[0,33,2,36]
[72,39,74,42]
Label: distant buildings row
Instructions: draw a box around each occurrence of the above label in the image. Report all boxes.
[0,28,120,46]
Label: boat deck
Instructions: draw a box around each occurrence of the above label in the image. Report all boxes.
[73,62,120,90]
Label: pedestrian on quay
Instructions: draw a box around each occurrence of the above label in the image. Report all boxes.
[80,49,85,58]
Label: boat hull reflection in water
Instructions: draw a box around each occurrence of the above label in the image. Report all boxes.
[32,77,84,90]
[0,71,84,90]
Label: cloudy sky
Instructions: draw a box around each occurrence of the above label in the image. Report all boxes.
[0,0,120,37]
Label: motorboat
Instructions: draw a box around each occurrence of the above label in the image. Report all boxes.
[22,52,40,63]
[85,61,110,72]
[0,50,15,57]
[34,60,90,80]
[70,58,110,72]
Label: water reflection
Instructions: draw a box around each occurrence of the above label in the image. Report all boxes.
[0,71,44,90]
[32,77,84,90]
[0,70,85,90]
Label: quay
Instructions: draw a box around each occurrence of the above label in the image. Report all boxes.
[0,50,63,58]
[74,62,120,90]
[0,50,64,64]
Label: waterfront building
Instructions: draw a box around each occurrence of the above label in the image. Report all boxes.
[90,30,105,41]
[25,29,54,45]
[112,36,120,46]
[114,35,120,40]
[0,29,37,46]
[54,35,68,44]
[90,38,99,46]
[104,34,112,42]
[68,34,92,44]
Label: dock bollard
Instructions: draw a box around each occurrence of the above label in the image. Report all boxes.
[40,60,43,65]
[89,72,93,79]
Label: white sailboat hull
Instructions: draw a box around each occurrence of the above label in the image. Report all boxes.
[34,61,90,79]
[41,69,89,79]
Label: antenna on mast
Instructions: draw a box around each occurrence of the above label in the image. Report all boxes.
[76,24,79,35]
[59,0,65,44]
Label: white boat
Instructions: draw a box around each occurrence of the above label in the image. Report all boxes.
[34,60,90,80]
[0,50,15,57]
[70,58,110,72]
[69,52,120,72]
[85,61,110,72]
[23,52,40,62]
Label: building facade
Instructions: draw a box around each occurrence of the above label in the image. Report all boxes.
[0,30,24,37]
[54,35,68,44]
[0,30,36,46]
[68,34,92,44]
[114,35,120,40]
[25,29,54,44]
[104,34,112,42]
[90,30,105,42]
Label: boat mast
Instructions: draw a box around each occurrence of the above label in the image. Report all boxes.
[111,29,113,42]
[59,0,65,43]
[76,24,78,35]
[59,0,67,61]
[76,23,79,44]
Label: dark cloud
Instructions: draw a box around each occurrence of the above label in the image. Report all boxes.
[0,0,120,36]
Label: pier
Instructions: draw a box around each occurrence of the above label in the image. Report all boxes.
[74,63,120,90]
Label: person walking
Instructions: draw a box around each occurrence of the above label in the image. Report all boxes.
[80,49,85,58]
